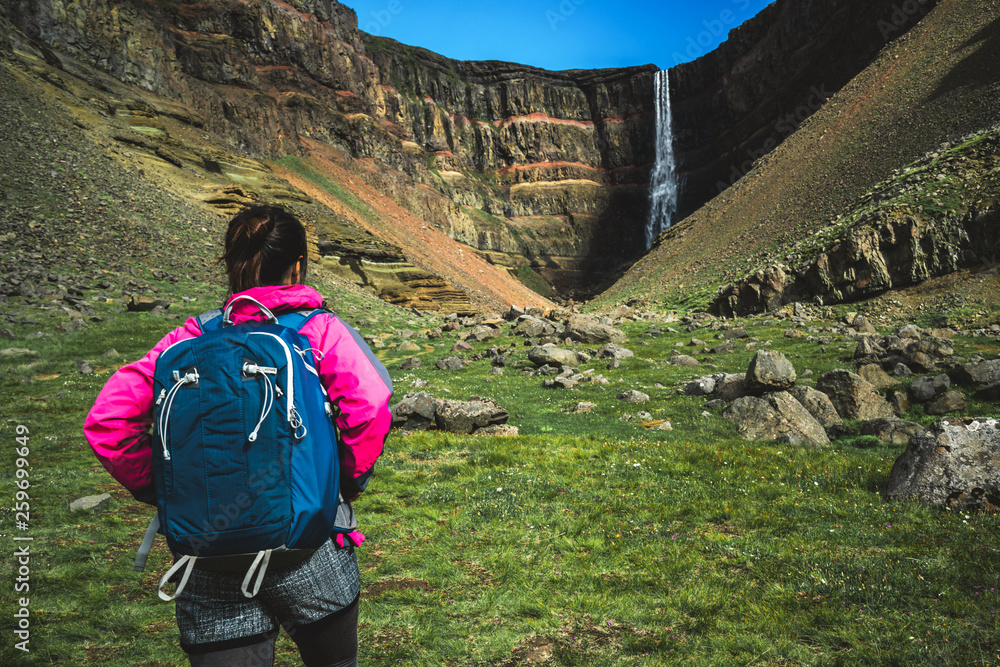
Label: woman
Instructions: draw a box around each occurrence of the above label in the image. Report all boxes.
[85,205,392,666]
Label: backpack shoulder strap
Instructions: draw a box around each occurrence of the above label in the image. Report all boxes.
[196,308,224,333]
[275,308,326,332]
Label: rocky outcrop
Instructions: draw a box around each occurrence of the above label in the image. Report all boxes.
[717,127,1000,315]
[885,418,1000,509]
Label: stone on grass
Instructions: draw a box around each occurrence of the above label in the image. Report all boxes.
[683,376,716,397]
[861,417,924,445]
[745,350,796,394]
[790,385,846,438]
[816,369,894,420]
[668,354,700,367]
[712,373,747,401]
[399,357,422,370]
[127,296,170,312]
[951,359,1000,386]
[528,346,581,369]
[390,392,437,430]
[451,340,474,353]
[571,402,596,414]
[617,390,649,404]
[0,348,37,358]
[565,315,627,344]
[909,374,951,402]
[514,316,556,338]
[435,397,509,435]
[885,418,1000,509]
[398,341,421,353]
[857,363,898,391]
[722,392,829,448]
[435,356,466,371]
[925,390,966,416]
[70,493,112,512]
[596,343,633,360]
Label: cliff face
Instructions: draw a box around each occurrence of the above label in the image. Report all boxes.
[0,0,945,303]
[0,0,658,297]
[671,0,940,216]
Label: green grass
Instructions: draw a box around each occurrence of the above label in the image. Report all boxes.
[2,295,999,666]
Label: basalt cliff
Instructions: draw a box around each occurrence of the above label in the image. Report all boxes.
[0,0,950,310]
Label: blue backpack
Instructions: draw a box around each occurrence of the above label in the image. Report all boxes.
[133,295,353,601]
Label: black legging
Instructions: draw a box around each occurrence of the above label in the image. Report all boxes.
[187,594,359,667]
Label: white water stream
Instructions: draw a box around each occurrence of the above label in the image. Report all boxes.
[646,69,678,249]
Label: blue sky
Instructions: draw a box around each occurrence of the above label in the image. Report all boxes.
[345,0,775,71]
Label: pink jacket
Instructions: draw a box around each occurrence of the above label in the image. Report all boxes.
[84,285,392,542]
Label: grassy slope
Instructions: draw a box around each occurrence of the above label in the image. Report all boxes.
[598,0,1000,312]
[3,300,1000,665]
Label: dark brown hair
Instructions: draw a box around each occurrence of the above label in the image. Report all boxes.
[221,205,308,294]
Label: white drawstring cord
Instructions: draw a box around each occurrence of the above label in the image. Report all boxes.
[243,363,277,443]
[157,372,199,461]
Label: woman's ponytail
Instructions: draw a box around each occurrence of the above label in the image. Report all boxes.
[221,205,308,294]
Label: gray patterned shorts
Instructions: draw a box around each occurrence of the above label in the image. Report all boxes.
[174,539,360,650]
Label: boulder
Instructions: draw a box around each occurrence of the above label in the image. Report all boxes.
[722,392,830,448]
[854,336,884,359]
[683,376,716,397]
[398,357,421,370]
[390,392,437,430]
[435,356,466,371]
[903,337,955,371]
[467,326,501,342]
[451,340,474,353]
[617,390,650,403]
[596,343,634,360]
[790,385,845,438]
[69,493,112,512]
[951,359,1000,386]
[816,369,894,420]
[435,397,509,435]
[668,354,700,367]
[713,373,748,401]
[925,389,966,416]
[528,346,581,369]
[909,374,951,402]
[127,296,170,312]
[851,315,877,333]
[897,324,922,339]
[857,363,898,391]
[565,315,627,344]
[973,382,1000,402]
[398,341,421,353]
[860,417,924,445]
[711,340,738,354]
[884,418,1000,509]
[514,316,556,338]
[745,350,796,394]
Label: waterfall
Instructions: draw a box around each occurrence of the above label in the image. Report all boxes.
[646,69,678,249]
